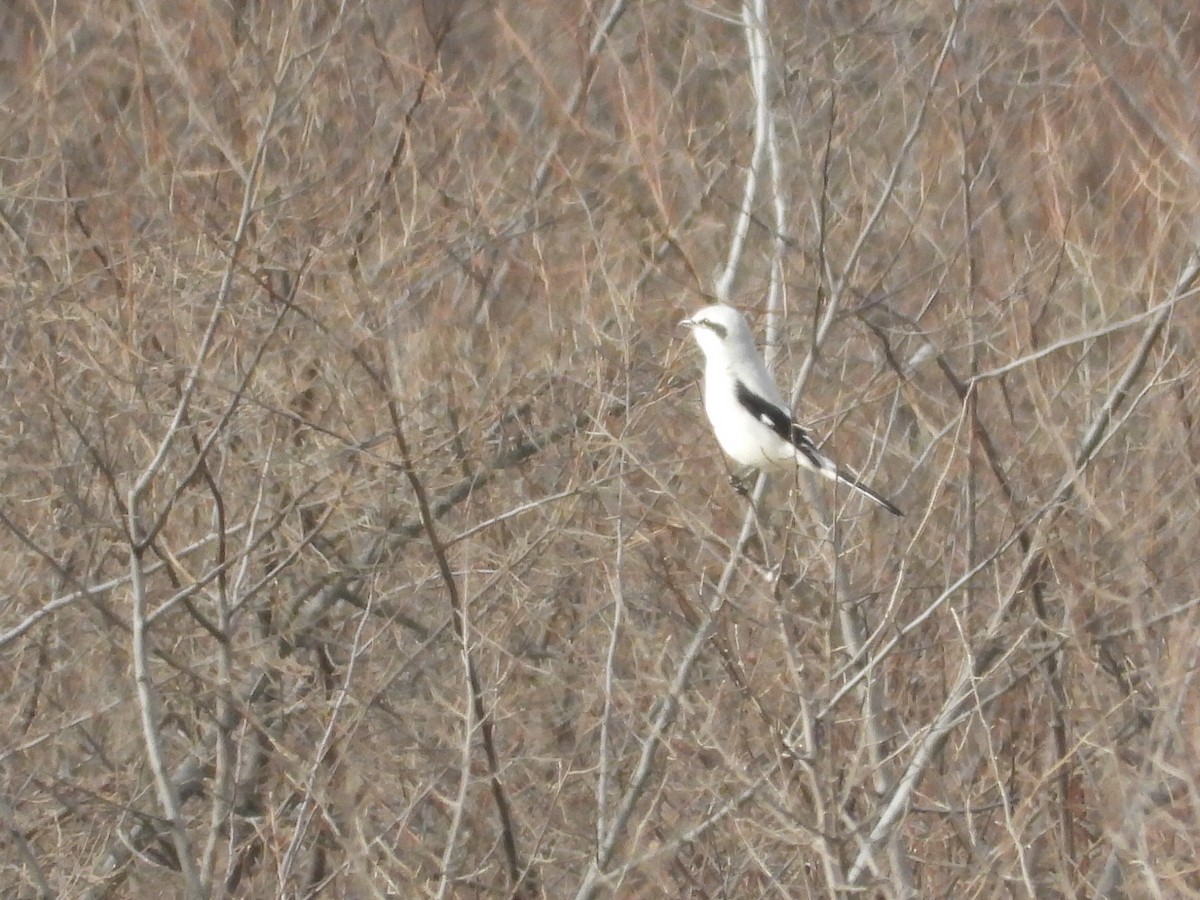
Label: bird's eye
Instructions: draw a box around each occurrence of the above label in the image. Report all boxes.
[701,321,727,339]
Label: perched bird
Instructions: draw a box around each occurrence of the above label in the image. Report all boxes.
[681,304,902,516]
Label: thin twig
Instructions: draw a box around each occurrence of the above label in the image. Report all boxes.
[845,251,1198,886]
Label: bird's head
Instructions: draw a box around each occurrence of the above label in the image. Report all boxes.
[680,304,752,359]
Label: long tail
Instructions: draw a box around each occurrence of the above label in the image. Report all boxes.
[831,467,903,517]
[790,434,903,516]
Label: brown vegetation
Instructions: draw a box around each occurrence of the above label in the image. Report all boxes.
[2,0,1198,896]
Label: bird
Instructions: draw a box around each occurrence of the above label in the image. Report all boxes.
[681,304,903,516]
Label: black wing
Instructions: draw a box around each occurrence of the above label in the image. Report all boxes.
[734,380,828,473]
[734,381,903,516]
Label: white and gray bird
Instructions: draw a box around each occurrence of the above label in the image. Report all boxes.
[681,304,902,516]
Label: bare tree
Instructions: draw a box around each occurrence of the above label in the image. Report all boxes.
[1,0,1198,896]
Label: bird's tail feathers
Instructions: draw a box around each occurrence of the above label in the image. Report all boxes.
[791,441,903,517]
[832,468,904,517]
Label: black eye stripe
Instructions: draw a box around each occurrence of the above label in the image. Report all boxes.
[699,320,727,339]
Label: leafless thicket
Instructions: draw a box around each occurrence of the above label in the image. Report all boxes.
[1,0,1198,896]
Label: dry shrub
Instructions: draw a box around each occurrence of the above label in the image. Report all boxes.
[1,0,1198,896]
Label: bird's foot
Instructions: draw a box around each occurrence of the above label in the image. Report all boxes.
[729,469,756,498]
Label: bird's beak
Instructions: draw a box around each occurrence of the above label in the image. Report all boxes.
[679,315,696,330]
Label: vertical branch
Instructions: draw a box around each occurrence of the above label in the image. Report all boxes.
[435,575,477,899]
[128,543,204,897]
[595,428,628,850]
[578,6,779,892]
[846,252,1199,886]
[789,0,965,398]
[210,442,277,888]
[276,577,375,889]
[762,85,788,348]
[575,512,757,900]
[0,767,55,896]
[1094,643,1199,898]
[528,0,630,202]
[380,346,532,895]
[777,6,962,889]
[124,10,286,894]
[714,0,772,306]
[471,0,629,326]
[196,442,232,890]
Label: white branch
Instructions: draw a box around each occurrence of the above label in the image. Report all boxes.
[846,250,1198,886]
[714,0,773,305]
